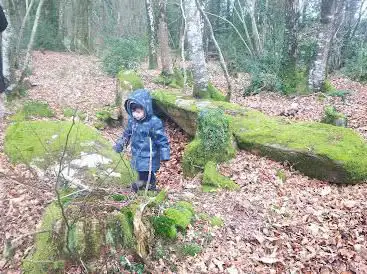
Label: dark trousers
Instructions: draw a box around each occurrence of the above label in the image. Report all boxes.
[131,171,157,192]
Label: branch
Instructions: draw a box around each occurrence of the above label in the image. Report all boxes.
[204,11,253,56]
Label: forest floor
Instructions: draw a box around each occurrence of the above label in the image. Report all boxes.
[1,51,367,273]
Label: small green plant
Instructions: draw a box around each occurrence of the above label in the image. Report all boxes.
[210,216,224,227]
[321,106,347,127]
[276,169,287,183]
[102,37,148,76]
[152,216,177,239]
[164,207,193,229]
[12,101,54,121]
[179,243,202,257]
[327,90,351,102]
[322,80,337,93]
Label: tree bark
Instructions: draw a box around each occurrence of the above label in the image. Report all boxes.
[19,0,45,84]
[184,0,209,98]
[14,0,35,67]
[308,0,340,92]
[145,0,158,69]
[158,0,173,75]
[280,0,300,92]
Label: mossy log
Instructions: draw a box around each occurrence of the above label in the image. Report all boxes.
[152,90,367,183]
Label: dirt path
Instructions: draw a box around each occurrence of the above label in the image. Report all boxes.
[1,52,367,273]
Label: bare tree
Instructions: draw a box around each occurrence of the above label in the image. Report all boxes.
[309,0,342,91]
[19,0,45,84]
[196,0,232,100]
[145,0,158,69]
[184,0,209,98]
[158,0,173,75]
[14,0,35,67]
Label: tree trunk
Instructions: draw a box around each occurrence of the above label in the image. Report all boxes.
[308,0,340,92]
[184,0,209,98]
[19,0,45,84]
[158,0,173,75]
[14,0,35,67]
[145,0,158,69]
[1,0,16,84]
[281,0,300,92]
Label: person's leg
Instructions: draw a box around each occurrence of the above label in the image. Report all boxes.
[131,171,157,192]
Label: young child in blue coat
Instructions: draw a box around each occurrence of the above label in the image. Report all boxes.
[113,89,170,192]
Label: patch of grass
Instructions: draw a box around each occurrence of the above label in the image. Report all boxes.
[210,216,224,227]
[12,101,54,121]
[179,243,202,257]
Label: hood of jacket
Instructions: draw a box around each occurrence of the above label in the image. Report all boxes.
[124,89,153,121]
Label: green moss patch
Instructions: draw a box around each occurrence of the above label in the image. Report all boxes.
[4,120,135,186]
[210,216,224,227]
[117,70,144,90]
[152,216,177,239]
[164,207,193,230]
[203,161,239,191]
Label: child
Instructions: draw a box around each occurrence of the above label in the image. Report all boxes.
[113,89,170,192]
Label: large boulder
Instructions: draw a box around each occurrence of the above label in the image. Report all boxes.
[152,90,367,184]
[4,120,135,186]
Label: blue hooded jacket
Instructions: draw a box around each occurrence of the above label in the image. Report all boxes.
[116,89,170,172]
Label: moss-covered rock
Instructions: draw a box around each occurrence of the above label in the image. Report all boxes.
[153,69,185,89]
[4,120,135,186]
[203,161,239,191]
[321,105,347,127]
[153,90,367,183]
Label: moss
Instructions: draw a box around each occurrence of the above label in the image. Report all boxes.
[182,138,236,177]
[203,161,239,191]
[210,216,224,227]
[63,107,75,117]
[107,211,135,249]
[152,216,177,239]
[12,101,54,121]
[164,207,193,229]
[4,120,134,186]
[117,70,144,90]
[150,190,167,206]
[22,203,63,274]
[208,82,226,101]
[176,201,194,214]
[322,80,337,93]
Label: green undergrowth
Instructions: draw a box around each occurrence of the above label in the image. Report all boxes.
[117,70,144,91]
[321,106,347,127]
[153,68,185,89]
[63,107,87,120]
[11,101,54,121]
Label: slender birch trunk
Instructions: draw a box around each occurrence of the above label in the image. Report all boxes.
[19,0,45,84]
[145,0,158,69]
[184,0,209,98]
[308,0,339,92]
[14,0,35,67]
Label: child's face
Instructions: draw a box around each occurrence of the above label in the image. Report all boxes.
[132,107,145,120]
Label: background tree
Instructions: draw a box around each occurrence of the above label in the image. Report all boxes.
[309,0,343,92]
[158,0,173,75]
[145,0,158,69]
[184,0,209,98]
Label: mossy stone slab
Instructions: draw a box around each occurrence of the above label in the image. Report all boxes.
[152,90,367,183]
